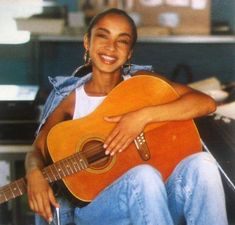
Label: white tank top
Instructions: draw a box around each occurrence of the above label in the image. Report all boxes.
[73,75,131,119]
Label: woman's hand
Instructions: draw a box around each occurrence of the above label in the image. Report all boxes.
[27,168,59,223]
[103,109,149,156]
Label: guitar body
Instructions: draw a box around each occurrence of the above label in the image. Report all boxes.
[47,75,202,203]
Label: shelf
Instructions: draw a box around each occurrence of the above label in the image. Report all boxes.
[0,145,31,154]
[138,35,235,43]
[34,34,235,44]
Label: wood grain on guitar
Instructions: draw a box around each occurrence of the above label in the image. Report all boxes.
[0,75,202,205]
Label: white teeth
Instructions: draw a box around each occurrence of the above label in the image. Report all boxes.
[101,54,116,62]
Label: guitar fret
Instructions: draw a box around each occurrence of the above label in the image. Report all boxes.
[79,157,88,169]
[57,164,66,178]
[15,181,22,195]
[0,178,27,204]
[20,179,27,194]
[52,163,61,180]
[68,157,76,174]
[10,184,16,199]
[75,153,85,169]
[40,152,89,185]
[54,162,64,179]
[68,156,77,172]
[74,161,81,172]
[13,182,21,197]
[0,189,7,203]
[50,166,56,182]
[61,160,70,176]
[50,165,58,182]
[71,155,81,172]
[63,158,70,175]
[74,155,82,171]
[3,190,9,202]
[45,166,55,182]
[64,158,74,175]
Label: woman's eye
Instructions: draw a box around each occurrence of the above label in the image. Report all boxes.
[118,39,129,45]
[96,33,107,39]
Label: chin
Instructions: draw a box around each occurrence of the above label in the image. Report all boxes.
[97,64,122,74]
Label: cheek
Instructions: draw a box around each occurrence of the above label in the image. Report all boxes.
[122,47,132,60]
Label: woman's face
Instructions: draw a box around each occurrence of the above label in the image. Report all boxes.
[84,13,134,74]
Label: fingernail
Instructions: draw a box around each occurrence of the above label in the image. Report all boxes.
[103,144,107,148]
[48,217,53,224]
[105,150,109,155]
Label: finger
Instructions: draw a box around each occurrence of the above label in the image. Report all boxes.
[118,137,133,153]
[104,116,122,123]
[28,196,36,212]
[41,192,53,222]
[48,188,59,208]
[111,136,133,155]
[105,131,125,154]
[108,134,128,156]
[27,190,34,210]
[31,195,40,214]
[35,192,50,221]
[104,128,120,151]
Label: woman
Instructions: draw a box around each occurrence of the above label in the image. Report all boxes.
[25,8,228,225]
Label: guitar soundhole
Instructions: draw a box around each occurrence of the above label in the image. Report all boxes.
[81,139,111,170]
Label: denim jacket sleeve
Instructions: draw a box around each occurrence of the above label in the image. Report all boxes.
[35,73,92,135]
[35,64,153,136]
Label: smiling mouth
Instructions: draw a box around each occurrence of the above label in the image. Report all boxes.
[100,54,117,64]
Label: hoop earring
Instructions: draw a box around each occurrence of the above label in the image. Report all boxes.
[128,60,131,73]
[84,50,91,65]
[123,60,132,75]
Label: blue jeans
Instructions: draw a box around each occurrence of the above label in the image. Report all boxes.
[35,152,228,225]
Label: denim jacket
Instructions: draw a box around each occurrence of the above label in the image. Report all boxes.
[36,64,153,135]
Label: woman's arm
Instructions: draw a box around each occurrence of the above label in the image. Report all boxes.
[143,81,216,123]
[104,76,216,155]
[25,91,75,223]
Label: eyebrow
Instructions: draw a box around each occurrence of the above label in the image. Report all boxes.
[96,27,132,39]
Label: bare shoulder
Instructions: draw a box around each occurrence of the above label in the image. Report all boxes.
[38,91,75,136]
[34,90,76,157]
[59,90,76,117]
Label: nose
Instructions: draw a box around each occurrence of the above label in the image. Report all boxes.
[105,39,116,51]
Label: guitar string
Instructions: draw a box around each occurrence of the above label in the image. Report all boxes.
[75,142,106,158]
[49,142,104,168]
[44,142,104,180]
[0,178,26,202]
[0,179,24,192]
[0,143,107,202]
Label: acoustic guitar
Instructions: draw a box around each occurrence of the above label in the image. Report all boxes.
[0,75,202,205]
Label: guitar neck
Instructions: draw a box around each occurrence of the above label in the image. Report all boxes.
[0,177,27,204]
[0,151,91,204]
[42,151,89,183]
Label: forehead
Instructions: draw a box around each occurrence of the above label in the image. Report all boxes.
[92,13,133,34]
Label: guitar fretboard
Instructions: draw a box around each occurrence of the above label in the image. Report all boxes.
[0,178,27,204]
[0,151,89,204]
[42,152,88,182]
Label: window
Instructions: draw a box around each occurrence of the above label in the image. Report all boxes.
[0,0,43,44]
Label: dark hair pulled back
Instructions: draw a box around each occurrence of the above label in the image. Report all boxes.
[86,8,137,48]
[73,8,137,77]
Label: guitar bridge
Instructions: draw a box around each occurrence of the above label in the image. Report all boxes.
[134,132,151,161]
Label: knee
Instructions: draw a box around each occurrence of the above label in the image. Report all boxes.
[189,152,218,173]
[128,165,165,193]
[185,152,221,185]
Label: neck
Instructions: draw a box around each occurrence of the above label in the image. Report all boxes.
[84,69,123,96]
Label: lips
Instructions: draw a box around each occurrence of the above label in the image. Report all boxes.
[99,54,117,64]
